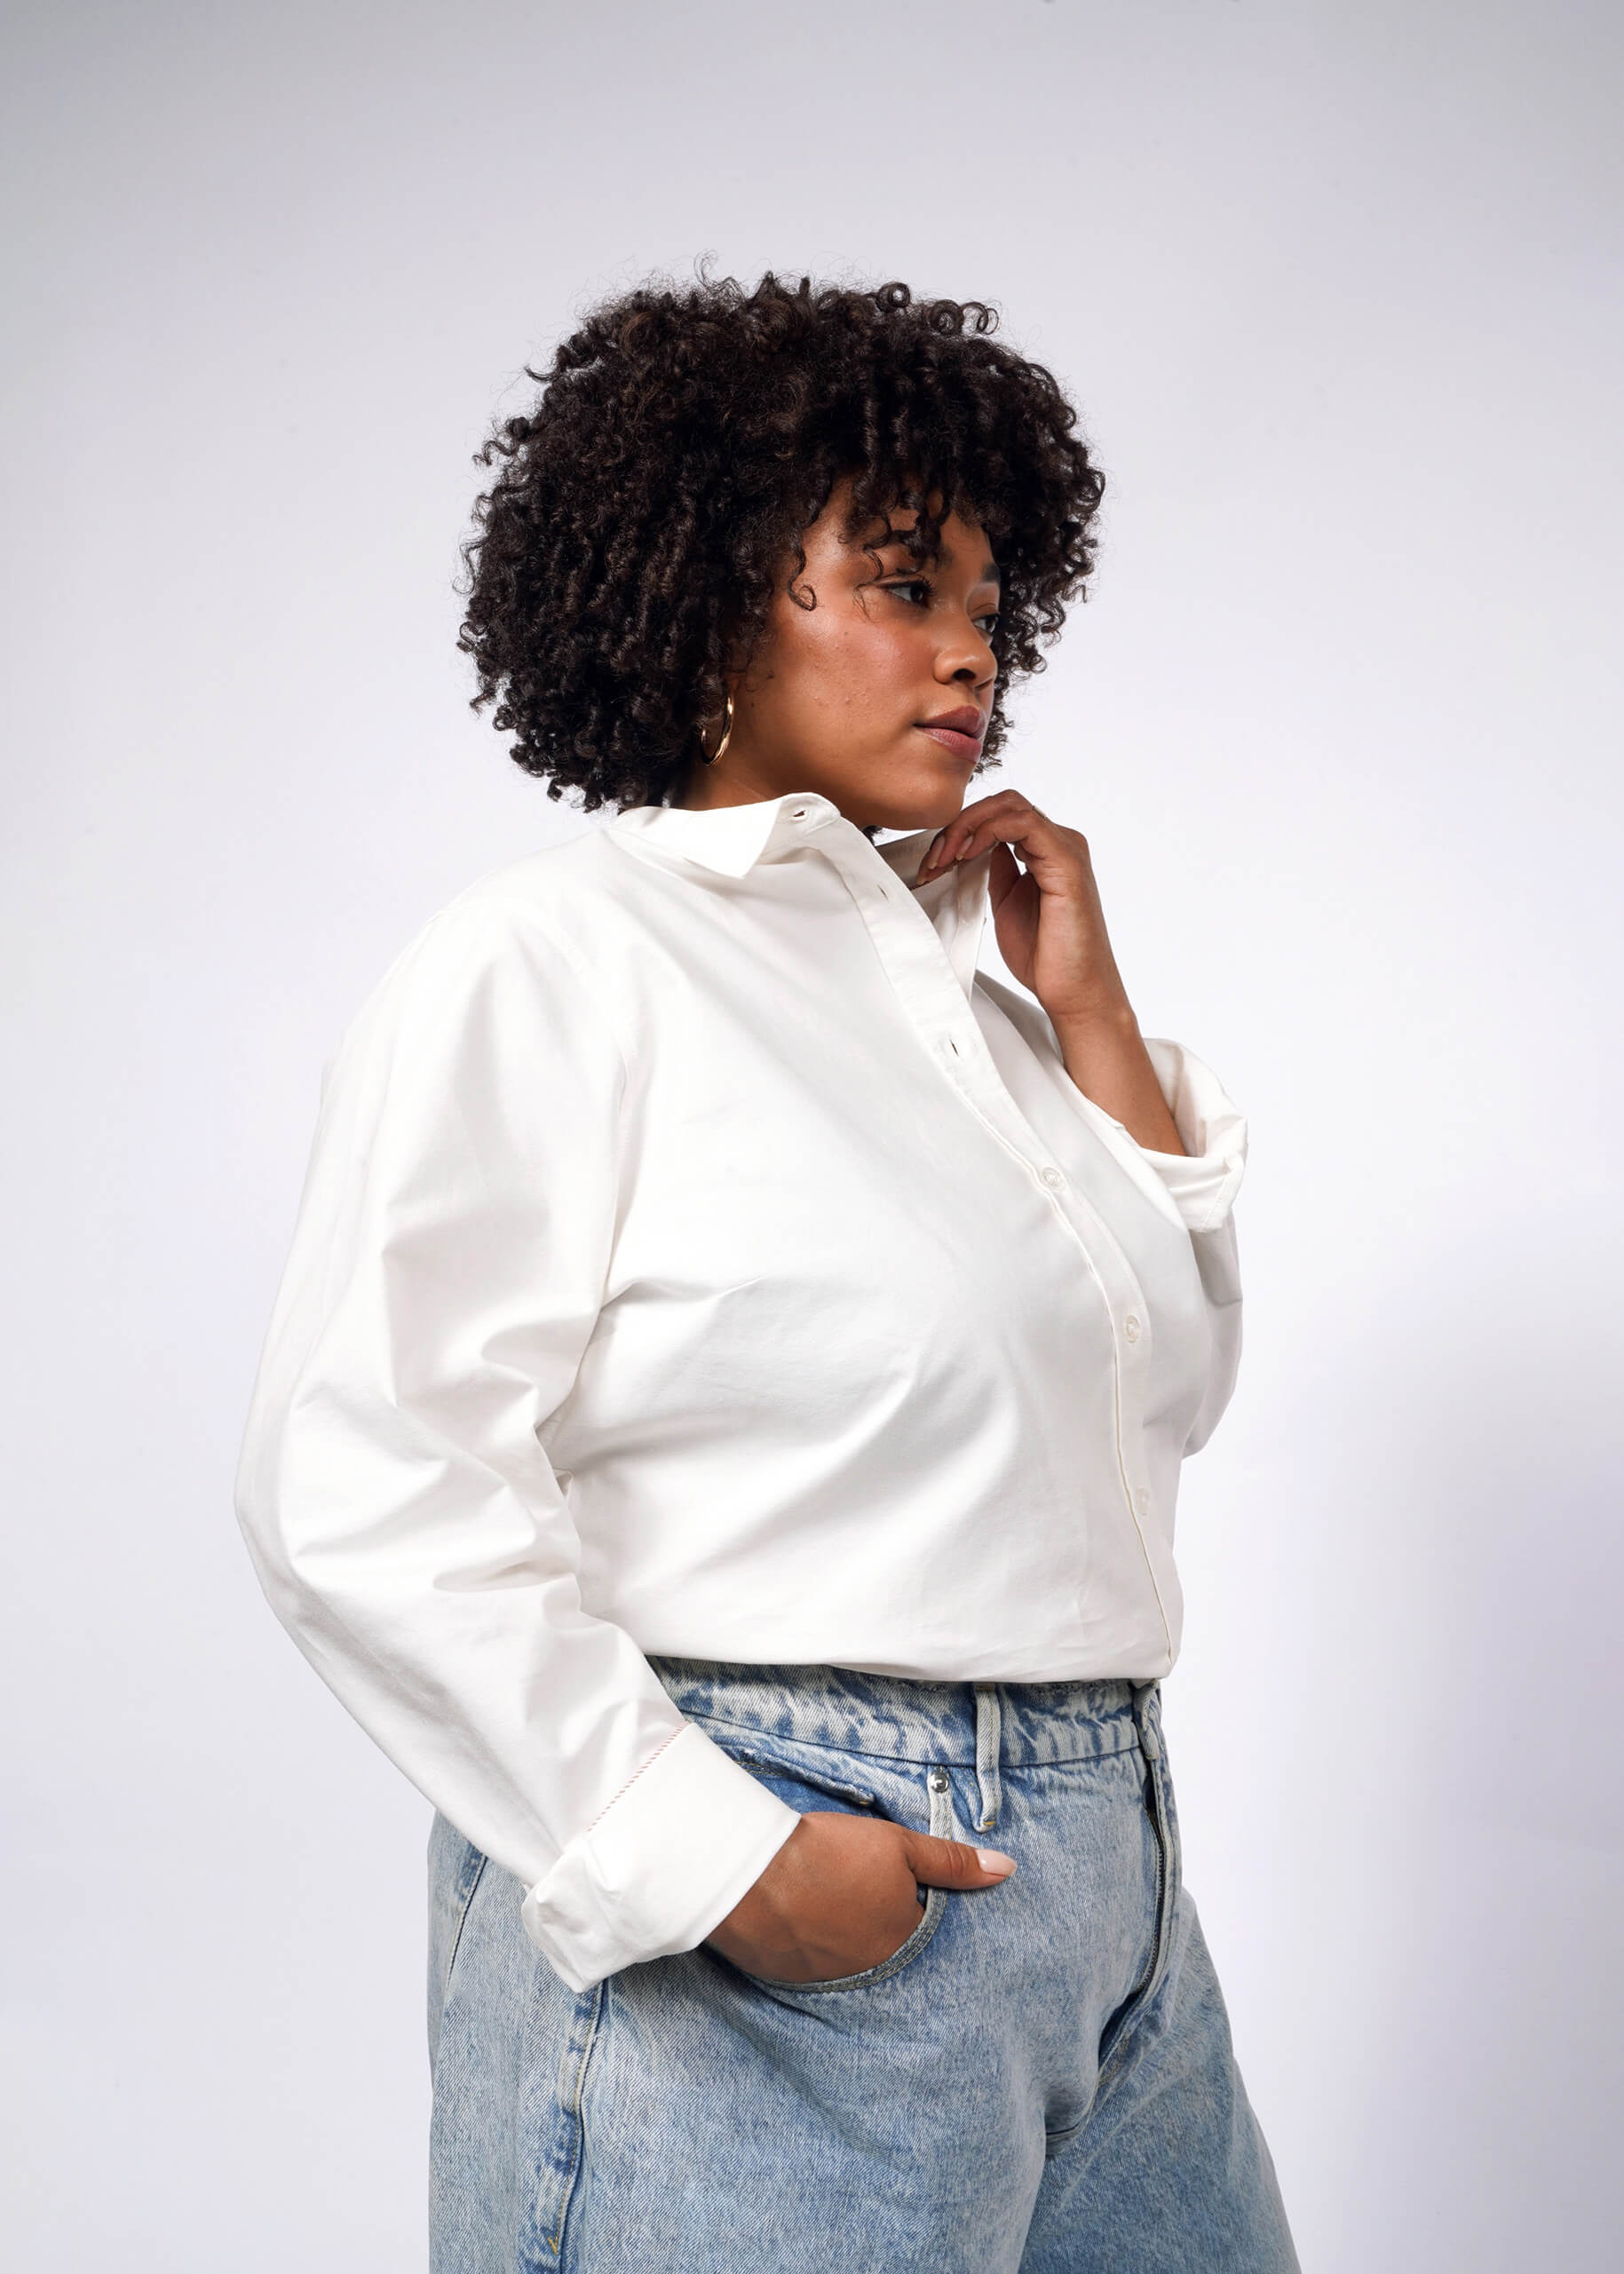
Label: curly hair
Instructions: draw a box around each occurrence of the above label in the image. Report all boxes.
[458,273,1105,813]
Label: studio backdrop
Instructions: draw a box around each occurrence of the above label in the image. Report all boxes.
[3,4,1619,2269]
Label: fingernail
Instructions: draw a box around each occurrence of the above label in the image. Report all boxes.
[976,1848,1017,1877]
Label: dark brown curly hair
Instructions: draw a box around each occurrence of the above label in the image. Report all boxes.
[458,273,1105,813]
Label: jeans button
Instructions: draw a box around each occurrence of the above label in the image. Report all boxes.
[928,1767,950,1794]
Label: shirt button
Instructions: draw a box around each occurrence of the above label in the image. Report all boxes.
[1039,1166,1065,1191]
[1134,1487,1151,1516]
[1124,1314,1142,1343]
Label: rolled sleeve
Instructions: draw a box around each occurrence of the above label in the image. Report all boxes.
[523,1723,801,1990]
[1134,1037,1248,1233]
[1134,1039,1248,1451]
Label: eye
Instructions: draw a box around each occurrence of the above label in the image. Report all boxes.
[883,576,932,607]
[974,610,1001,636]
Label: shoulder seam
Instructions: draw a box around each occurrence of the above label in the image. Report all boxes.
[390,884,635,1090]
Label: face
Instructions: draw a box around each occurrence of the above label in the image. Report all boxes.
[676,480,1001,830]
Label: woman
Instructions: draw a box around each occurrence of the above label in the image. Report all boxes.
[236,274,1297,2271]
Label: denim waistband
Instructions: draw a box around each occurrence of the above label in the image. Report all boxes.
[647,1656,1161,1769]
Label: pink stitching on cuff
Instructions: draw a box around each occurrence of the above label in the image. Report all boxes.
[579,1724,688,1842]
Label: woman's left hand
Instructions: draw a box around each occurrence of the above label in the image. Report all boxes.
[915,789,1187,1155]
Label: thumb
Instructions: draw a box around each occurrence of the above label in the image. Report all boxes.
[899,1829,1018,1891]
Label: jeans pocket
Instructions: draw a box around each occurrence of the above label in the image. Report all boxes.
[1137,1715,1183,2007]
[727,1755,960,1997]
[426,1811,489,2073]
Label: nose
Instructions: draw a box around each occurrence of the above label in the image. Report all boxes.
[935,618,997,692]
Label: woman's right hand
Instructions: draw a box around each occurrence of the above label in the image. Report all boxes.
[705,1810,1017,1984]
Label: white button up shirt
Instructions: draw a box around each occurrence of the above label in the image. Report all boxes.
[235,790,1248,1991]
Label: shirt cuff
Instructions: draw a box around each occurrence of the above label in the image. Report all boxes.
[519,1721,803,1991]
[1135,1038,1249,1234]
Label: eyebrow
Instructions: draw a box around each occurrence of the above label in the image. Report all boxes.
[872,527,1002,585]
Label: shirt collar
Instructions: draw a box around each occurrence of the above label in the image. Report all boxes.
[608,794,991,998]
[608,792,838,878]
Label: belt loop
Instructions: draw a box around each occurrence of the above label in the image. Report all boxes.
[1131,1678,1161,1763]
[973,1684,1002,1831]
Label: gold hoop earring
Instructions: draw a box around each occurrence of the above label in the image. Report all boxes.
[701,689,735,765]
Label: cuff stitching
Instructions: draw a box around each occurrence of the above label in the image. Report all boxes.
[578,1724,687,1842]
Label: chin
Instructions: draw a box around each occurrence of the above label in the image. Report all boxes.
[846,758,975,835]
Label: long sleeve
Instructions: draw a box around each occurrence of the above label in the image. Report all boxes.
[969,971,1248,1462]
[1133,1036,1247,1454]
[233,888,799,1992]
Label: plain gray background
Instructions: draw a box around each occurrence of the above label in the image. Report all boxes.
[4,2,1620,2265]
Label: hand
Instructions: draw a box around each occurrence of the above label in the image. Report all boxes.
[706,1810,1016,1984]
[916,789,1186,1155]
[917,788,1127,1026]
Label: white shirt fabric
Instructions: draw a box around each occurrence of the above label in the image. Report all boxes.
[235,789,1248,1992]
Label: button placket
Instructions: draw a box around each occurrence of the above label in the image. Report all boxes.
[819,839,1000,1112]
[814,828,1174,1654]
[818,838,1154,1281]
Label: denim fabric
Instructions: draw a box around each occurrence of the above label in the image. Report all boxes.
[427,1661,1297,2272]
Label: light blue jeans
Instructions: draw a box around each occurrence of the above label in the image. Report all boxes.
[427,1660,1298,2271]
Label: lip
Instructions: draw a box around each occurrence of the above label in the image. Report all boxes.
[915,706,986,759]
